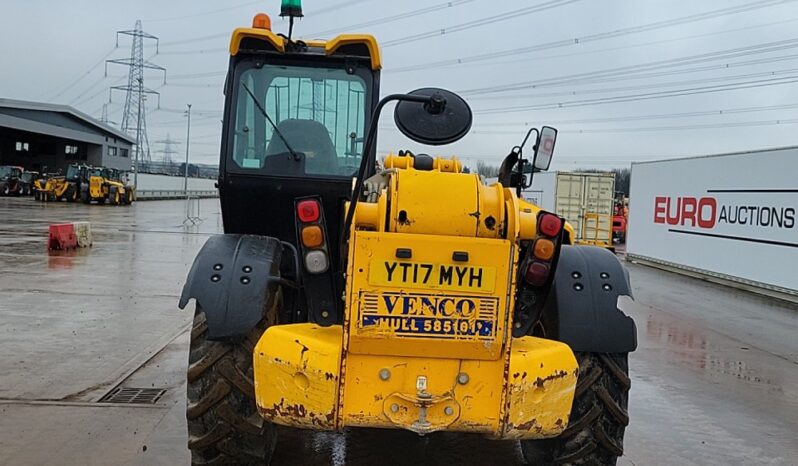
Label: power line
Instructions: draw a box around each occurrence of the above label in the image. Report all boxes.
[460,38,798,95]
[143,1,261,23]
[469,102,798,126]
[568,118,798,134]
[473,76,798,114]
[168,71,227,80]
[390,0,798,72]
[72,75,128,108]
[392,17,798,74]
[381,0,582,48]
[469,117,798,135]
[65,75,112,105]
[302,0,477,38]
[44,47,117,102]
[157,0,466,56]
[67,74,127,106]
[311,0,373,16]
[468,66,798,102]
[155,106,221,116]
[158,0,374,48]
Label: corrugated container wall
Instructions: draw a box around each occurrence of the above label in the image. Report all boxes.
[522,172,615,243]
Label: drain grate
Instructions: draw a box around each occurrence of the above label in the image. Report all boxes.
[99,387,167,404]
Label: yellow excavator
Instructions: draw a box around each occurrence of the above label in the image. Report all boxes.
[179,2,637,465]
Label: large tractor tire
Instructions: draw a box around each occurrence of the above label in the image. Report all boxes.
[186,308,277,465]
[64,185,77,203]
[110,187,120,206]
[521,352,630,466]
[80,188,90,204]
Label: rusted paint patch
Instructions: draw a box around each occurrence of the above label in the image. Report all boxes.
[259,398,335,429]
[513,418,543,433]
[295,339,309,358]
[533,370,568,388]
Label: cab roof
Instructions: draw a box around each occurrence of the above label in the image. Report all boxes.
[229,28,382,70]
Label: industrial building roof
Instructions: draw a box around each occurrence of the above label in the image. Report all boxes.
[0,98,136,145]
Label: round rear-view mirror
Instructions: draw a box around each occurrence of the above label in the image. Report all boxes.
[393,88,472,146]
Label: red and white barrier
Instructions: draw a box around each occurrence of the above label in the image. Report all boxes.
[48,222,92,250]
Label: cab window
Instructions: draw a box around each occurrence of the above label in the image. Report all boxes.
[232,64,367,178]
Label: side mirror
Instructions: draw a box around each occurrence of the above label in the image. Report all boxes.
[394,88,472,146]
[533,126,557,171]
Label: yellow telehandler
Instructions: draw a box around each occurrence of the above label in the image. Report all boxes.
[179,3,636,465]
[84,167,134,205]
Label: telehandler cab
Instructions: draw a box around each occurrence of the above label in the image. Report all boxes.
[180,3,637,465]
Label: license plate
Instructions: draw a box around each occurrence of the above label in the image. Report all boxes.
[359,292,498,341]
[368,260,496,293]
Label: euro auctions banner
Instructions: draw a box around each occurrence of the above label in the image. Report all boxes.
[628,147,798,293]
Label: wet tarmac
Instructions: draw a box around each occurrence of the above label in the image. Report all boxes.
[0,196,796,465]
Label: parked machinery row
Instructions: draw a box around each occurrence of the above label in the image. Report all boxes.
[0,165,34,196]
[31,164,135,205]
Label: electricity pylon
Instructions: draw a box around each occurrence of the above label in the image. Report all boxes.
[106,20,165,169]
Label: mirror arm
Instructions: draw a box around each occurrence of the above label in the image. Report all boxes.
[525,150,538,196]
[519,127,539,150]
[515,127,539,197]
[340,93,433,266]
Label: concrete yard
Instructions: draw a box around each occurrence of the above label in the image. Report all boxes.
[0,197,796,466]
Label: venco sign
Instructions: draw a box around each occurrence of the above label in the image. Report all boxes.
[628,148,798,295]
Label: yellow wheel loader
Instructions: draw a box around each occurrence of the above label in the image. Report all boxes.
[179,3,637,465]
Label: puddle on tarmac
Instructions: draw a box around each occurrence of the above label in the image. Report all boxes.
[633,302,790,395]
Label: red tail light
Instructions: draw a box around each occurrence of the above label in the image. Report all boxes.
[297,199,320,223]
[524,261,549,286]
[539,213,562,237]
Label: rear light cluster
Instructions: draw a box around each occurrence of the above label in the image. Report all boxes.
[514,211,565,336]
[523,212,563,287]
[296,198,329,274]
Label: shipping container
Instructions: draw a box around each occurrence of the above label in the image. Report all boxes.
[521,171,615,247]
[628,146,798,302]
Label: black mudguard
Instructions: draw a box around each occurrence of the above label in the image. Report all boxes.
[544,245,637,353]
[178,234,282,340]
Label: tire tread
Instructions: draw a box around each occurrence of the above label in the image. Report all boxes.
[521,352,630,465]
[186,309,276,466]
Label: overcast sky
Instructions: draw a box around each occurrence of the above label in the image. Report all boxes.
[2,0,798,170]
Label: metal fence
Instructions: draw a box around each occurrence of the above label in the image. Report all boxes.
[135,190,219,200]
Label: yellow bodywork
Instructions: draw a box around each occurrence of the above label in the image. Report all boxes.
[253,155,579,439]
[89,176,104,201]
[89,174,133,205]
[38,177,74,201]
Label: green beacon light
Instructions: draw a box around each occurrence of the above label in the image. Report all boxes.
[280,0,303,18]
